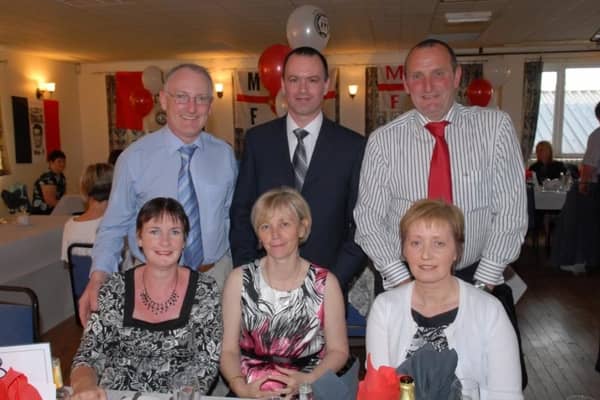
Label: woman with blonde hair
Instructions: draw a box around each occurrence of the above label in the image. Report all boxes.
[61,163,113,261]
[220,187,352,399]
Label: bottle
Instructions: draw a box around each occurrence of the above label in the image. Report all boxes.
[399,375,416,400]
[52,356,68,399]
[299,382,314,400]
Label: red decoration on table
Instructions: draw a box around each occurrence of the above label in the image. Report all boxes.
[357,354,401,400]
[258,44,292,97]
[466,78,493,107]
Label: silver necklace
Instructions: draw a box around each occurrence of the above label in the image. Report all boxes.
[140,268,179,315]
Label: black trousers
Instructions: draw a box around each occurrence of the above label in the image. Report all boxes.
[454,262,528,389]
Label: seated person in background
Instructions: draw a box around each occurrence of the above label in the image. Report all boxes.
[220,187,350,399]
[61,163,113,261]
[366,200,522,399]
[529,141,566,184]
[70,197,222,398]
[31,149,67,214]
[107,149,123,166]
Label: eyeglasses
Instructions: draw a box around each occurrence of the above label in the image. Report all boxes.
[166,91,213,105]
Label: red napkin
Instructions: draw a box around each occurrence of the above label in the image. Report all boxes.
[0,368,42,400]
[357,354,401,400]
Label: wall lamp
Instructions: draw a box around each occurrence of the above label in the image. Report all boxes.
[215,82,224,98]
[348,84,358,99]
[36,82,56,99]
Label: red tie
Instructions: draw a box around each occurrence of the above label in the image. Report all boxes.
[425,121,452,203]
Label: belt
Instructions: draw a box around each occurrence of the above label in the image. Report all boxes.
[198,263,215,272]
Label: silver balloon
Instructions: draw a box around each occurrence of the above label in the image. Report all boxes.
[286,5,330,51]
[142,66,164,94]
[275,89,288,117]
[483,60,511,88]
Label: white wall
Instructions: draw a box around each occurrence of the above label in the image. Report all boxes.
[0,49,82,216]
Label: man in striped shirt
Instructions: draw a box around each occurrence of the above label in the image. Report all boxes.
[354,38,527,385]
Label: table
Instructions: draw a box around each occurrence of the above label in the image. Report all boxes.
[0,215,73,332]
[534,188,567,210]
[51,194,85,216]
[107,390,246,400]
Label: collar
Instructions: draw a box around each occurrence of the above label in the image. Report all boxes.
[414,102,459,126]
[286,111,323,137]
[164,125,205,155]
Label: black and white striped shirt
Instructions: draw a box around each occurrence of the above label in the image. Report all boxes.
[354,103,527,289]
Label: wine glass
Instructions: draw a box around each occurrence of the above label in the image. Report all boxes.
[449,378,480,400]
[171,371,200,400]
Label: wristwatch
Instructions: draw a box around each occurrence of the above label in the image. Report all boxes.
[474,280,491,292]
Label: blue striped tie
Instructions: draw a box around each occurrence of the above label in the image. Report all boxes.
[178,145,203,269]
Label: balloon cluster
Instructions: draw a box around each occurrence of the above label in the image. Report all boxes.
[130,66,164,117]
[258,5,331,116]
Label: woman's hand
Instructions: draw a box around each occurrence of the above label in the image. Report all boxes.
[231,375,281,399]
[268,366,314,399]
[69,387,107,400]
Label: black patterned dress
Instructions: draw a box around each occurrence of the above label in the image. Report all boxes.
[71,267,222,394]
[239,260,327,391]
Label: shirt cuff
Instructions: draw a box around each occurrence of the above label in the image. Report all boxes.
[474,258,506,286]
[380,260,410,290]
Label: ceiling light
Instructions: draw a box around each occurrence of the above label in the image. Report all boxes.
[445,11,492,24]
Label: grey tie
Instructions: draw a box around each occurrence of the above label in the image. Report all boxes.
[292,128,309,191]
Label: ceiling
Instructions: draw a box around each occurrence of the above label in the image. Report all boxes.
[0,0,599,63]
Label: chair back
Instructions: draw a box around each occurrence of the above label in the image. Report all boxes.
[0,286,40,346]
[67,243,93,326]
[346,303,366,337]
[526,183,535,232]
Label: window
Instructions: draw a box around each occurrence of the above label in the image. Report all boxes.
[533,65,600,158]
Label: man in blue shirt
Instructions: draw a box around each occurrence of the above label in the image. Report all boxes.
[78,64,237,324]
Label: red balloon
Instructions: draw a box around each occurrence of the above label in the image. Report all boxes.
[466,78,493,107]
[129,88,154,117]
[258,44,291,96]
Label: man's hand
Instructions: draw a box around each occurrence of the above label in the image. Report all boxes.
[78,271,108,326]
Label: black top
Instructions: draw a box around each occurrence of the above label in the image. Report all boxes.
[529,160,567,184]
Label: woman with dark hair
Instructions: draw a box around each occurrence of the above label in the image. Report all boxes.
[69,197,222,399]
[61,163,113,261]
[31,149,67,214]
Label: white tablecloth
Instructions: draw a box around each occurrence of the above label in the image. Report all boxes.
[0,215,73,332]
[534,189,567,210]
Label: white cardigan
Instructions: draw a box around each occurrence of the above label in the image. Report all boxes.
[366,278,523,400]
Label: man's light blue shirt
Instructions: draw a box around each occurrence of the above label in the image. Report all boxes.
[92,125,237,274]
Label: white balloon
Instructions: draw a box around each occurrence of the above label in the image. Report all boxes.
[484,60,511,88]
[286,5,330,51]
[275,89,288,117]
[142,66,164,94]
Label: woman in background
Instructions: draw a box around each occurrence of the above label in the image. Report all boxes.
[31,149,67,214]
[529,141,566,184]
[61,163,113,261]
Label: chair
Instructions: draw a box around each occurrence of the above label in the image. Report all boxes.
[67,243,93,326]
[346,303,366,345]
[0,285,40,345]
[525,184,539,249]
